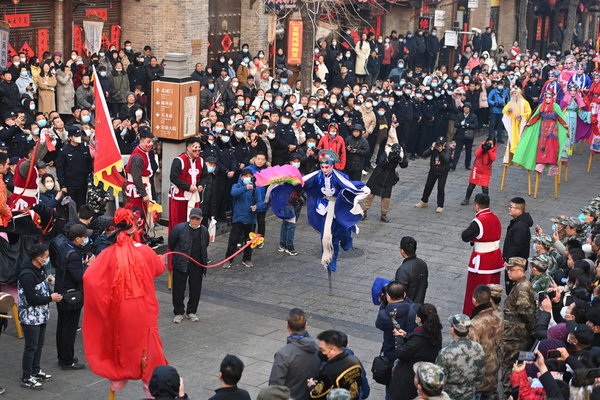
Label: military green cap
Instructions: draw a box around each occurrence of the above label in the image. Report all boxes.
[413,362,446,392]
[505,256,527,270]
[327,388,351,400]
[562,217,583,229]
[529,253,551,272]
[448,313,472,333]
[550,215,568,224]
[487,284,504,298]
[532,234,554,248]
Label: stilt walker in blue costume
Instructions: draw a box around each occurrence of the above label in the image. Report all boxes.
[302,149,370,273]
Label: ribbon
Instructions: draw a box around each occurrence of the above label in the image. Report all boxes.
[159,234,263,268]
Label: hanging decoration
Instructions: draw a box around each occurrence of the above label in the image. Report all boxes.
[73,26,83,55]
[110,25,121,49]
[19,41,34,58]
[4,13,30,28]
[85,9,108,21]
[221,33,232,52]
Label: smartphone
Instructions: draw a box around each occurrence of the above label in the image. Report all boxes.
[547,350,561,359]
[538,291,547,303]
[518,351,536,362]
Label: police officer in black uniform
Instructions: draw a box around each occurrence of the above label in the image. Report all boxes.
[55,127,93,210]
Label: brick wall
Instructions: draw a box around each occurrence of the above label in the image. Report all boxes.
[120,0,209,71]
[497,0,516,48]
[382,7,416,36]
[240,0,270,54]
[470,0,491,32]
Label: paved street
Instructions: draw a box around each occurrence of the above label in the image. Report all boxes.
[1,140,599,400]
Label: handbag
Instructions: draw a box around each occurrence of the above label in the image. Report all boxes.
[464,129,475,140]
[371,353,393,385]
[59,250,84,311]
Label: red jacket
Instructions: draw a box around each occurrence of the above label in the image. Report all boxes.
[317,135,347,170]
[469,141,497,187]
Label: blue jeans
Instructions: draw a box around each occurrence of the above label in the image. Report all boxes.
[488,113,503,141]
[279,205,301,247]
[22,323,46,379]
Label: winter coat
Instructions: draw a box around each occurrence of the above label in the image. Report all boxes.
[230,176,265,225]
[355,41,371,75]
[366,56,380,77]
[344,134,369,171]
[389,329,441,400]
[394,256,428,304]
[502,212,533,260]
[109,71,130,104]
[360,105,376,136]
[366,150,408,198]
[247,164,269,213]
[268,331,321,400]
[317,135,346,170]
[55,70,75,114]
[35,74,57,114]
[376,301,418,362]
[168,221,209,273]
[454,112,479,138]
[18,262,52,325]
[469,303,503,392]
[469,141,497,187]
[422,146,451,174]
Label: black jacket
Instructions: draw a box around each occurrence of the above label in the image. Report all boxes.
[389,330,441,400]
[395,256,428,304]
[54,242,86,295]
[454,112,479,138]
[19,262,52,307]
[344,135,369,171]
[309,351,362,400]
[366,150,408,198]
[0,80,20,115]
[376,300,417,362]
[393,95,413,122]
[422,146,451,174]
[208,387,251,400]
[56,142,93,188]
[502,212,533,260]
[168,222,209,273]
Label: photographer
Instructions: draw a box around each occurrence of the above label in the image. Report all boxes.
[451,102,478,171]
[363,143,408,223]
[344,124,370,181]
[461,139,496,206]
[415,137,451,213]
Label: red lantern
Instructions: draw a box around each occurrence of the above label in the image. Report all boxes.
[548,0,556,9]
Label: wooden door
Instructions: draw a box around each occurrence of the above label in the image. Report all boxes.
[208,0,242,66]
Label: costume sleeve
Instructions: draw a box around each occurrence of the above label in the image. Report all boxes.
[461,220,480,242]
[129,155,148,197]
[169,158,190,190]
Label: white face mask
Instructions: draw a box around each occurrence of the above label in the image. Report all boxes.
[221,136,230,143]
[135,110,143,117]
[44,182,54,190]
[329,131,337,136]
[267,133,276,139]
[235,132,244,139]
[73,136,82,144]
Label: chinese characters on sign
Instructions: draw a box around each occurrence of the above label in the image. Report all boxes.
[0,25,8,71]
[85,9,108,21]
[152,82,180,139]
[418,17,431,31]
[265,0,297,13]
[4,14,30,28]
[286,20,303,65]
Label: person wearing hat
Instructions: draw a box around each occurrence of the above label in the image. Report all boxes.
[0,110,28,159]
[487,283,504,317]
[200,78,216,110]
[145,365,187,399]
[55,223,94,370]
[531,234,560,276]
[415,136,451,213]
[344,124,370,181]
[435,314,484,400]
[552,217,585,255]
[0,69,20,116]
[452,101,479,171]
[224,168,264,269]
[500,256,536,397]
[55,127,92,210]
[168,207,209,323]
[124,126,156,234]
[364,142,408,222]
[274,111,298,164]
[566,322,595,354]
[392,82,414,152]
[413,362,451,399]
[318,124,346,170]
[487,79,509,143]
[581,206,597,237]
[502,86,531,158]
[529,253,552,292]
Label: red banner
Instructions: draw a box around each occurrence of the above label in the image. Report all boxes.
[101,34,111,50]
[37,30,48,61]
[19,42,34,59]
[4,13,30,28]
[86,8,108,21]
[110,25,121,50]
[73,26,83,55]
[8,44,16,60]
[286,20,303,64]
[535,17,542,41]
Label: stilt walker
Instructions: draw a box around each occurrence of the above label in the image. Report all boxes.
[500,87,530,190]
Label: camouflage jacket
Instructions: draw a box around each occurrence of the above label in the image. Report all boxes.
[503,277,536,341]
[542,249,560,274]
[435,337,485,400]
[468,304,503,392]
[531,272,551,293]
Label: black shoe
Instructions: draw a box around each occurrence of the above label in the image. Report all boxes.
[497,139,505,144]
[409,155,416,161]
[21,376,42,390]
[450,166,456,171]
[59,362,86,370]
[380,215,390,223]
[362,211,367,221]
[285,247,298,256]
[461,198,469,206]
[465,166,471,170]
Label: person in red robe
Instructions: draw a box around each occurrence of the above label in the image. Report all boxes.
[461,193,504,316]
[9,141,47,211]
[82,208,167,392]
[124,126,155,235]
[168,137,204,271]
[461,139,497,205]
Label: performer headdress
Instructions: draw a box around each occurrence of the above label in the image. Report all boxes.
[319,149,340,165]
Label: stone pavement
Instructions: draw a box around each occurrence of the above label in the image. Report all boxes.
[1,141,598,400]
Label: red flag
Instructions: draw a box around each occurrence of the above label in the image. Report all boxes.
[92,66,125,195]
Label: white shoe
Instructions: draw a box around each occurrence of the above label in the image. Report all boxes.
[186,313,199,322]
[362,170,369,175]
[223,261,233,269]
[415,201,429,208]
[436,207,444,213]
[173,315,184,324]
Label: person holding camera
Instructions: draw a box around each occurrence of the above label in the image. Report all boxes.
[344,124,370,181]
[461,139,497,206]
[451,102,478,171]
[415,136,451,213]
[224,168,264,269]
[363,143,408,223]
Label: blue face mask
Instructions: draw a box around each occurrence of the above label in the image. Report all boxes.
[275,100,283,107]
[291,162,300,168]
[82,237,90,246]
[38,119,47,128]
[207,165,216,173]
[29,103,35,111]
[242,177,253,185]
[377,110,386,116]
[208,84,215,90]
[42,257,50,266]
[307,142,316,148]
[82,115,91,123]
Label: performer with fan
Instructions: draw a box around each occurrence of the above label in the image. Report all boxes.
[82,208,167,394]
[302,150,370,272]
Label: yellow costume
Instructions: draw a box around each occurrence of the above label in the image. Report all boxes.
[502,89,532,164]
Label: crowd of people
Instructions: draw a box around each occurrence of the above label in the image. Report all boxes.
[0,20,598,400]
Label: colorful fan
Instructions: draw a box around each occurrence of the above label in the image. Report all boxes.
[254,164,304,187]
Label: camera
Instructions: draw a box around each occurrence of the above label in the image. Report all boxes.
[482,141,493,151]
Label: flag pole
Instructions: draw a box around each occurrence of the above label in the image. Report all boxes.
[328,270,332,296]
[109,388,115,400]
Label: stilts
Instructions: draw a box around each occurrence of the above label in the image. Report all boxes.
[527,170,532,196]
[534,172,540,199]
[500,165,508,191]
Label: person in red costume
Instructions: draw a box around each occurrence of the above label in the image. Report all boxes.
[124,126,155,234]
[586,72,600,153]
[460,193,504,316]
[82,208,167,393]
[9,141,47,211]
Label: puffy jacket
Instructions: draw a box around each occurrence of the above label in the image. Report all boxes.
[376,301,418,362]
[247,164,269,212]
[502,212,533,260]
[344,135,369,171]
[230,176,265,225]
[317,135,346,170]
[168,221,209,273]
